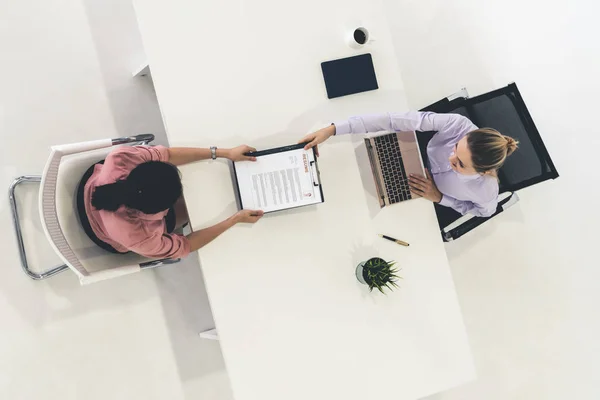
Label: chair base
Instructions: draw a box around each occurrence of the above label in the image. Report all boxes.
[9,176,69,280]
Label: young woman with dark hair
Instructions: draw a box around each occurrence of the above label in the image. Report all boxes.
[80,144,263,259]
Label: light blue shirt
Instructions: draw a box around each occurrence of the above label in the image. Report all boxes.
[334,111,499,217]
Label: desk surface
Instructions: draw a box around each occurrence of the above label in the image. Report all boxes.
[134,0,475,398]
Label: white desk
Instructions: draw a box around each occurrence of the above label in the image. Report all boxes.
[133,0,475,399]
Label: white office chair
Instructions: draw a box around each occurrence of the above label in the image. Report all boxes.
[9,134,180,285]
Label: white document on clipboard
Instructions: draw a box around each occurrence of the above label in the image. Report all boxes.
[233,144,324,213]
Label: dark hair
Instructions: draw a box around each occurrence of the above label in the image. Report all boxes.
[467,128,519,174]
[92,161,182,214]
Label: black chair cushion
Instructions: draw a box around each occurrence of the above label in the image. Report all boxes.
[467,95,551,192]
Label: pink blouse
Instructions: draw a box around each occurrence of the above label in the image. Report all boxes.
[83,145,190,259]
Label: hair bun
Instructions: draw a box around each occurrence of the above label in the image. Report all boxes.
[505,136,519,156]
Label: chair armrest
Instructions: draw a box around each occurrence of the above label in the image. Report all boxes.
[442,192,519,241]
[52,139,113,155]
[112,134,155,146]
[140,258,181,269]
[79,264,142,285]
[50,134,155,156]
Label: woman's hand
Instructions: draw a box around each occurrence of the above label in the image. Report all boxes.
[409,170,443,203]
[187,209,263,251]
[298,125,336,156]
[233,209,264,224]
[225,145,258,162]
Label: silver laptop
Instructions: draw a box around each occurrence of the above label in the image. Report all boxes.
[364,131,426,207]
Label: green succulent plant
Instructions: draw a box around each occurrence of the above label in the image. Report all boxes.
[362,257,401,294]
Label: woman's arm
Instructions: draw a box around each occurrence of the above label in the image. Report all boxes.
[168,145,258,166]
[408,169,498,217]
[300,112,476,153]
[186,209,264,252]
[127,209,263,259]
[438,195,498,218]
[335,111,476,135]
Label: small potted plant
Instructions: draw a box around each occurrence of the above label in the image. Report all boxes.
[356,257,401,294]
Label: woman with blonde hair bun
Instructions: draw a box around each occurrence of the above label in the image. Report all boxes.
[299,112,518,217]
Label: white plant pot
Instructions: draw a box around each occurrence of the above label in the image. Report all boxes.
[355,262,367,285]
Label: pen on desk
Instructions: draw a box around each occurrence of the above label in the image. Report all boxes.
[378,234,410,247]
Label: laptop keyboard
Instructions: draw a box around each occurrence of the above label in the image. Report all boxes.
[374,134,412,204]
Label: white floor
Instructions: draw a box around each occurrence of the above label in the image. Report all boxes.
[0,0,232,399]
[0,0,598,399]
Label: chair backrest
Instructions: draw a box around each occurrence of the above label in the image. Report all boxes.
[420,83,559,193]
[40,140,153,284]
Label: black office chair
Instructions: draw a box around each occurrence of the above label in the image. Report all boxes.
[417,83,559,241]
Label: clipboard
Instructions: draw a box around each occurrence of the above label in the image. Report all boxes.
[231,143,324,213]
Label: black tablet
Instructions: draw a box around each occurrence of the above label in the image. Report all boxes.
[321,53,379,99]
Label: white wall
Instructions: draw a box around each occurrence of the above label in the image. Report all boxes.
[381,0,599,399]
[0,0,232,399]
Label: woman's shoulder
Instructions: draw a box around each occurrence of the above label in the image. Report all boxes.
[105,146,148,168]
[428,113,477,146]
[100,207,140,228]
[97,147,148,183]
[100,208,150,245]
[108,145,169,164]
[100,146,170,179]
[472,175,500,202]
